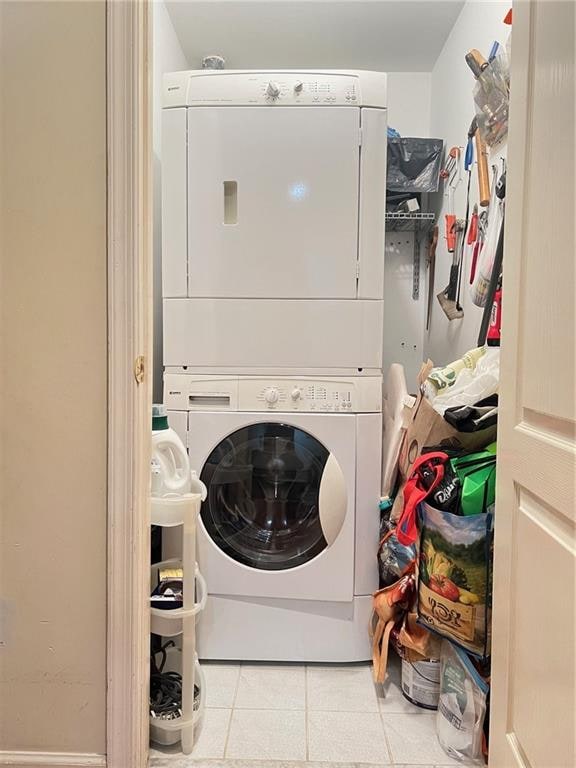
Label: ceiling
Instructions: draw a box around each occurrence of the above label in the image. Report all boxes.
[165,1,465,72]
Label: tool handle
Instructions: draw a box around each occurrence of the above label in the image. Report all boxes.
[445,214,457,252]
[478,217,505,346]
[467,210,479,244]
[465,49,489,78]
[447,264,460,302]
[465,137,474,172]
[474,130,491,206]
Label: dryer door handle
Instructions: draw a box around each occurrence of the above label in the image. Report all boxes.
[318,453,348,547]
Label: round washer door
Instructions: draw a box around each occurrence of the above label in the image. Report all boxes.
[199,422,347,571]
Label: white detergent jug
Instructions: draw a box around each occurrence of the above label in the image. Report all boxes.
[151,404,191,497]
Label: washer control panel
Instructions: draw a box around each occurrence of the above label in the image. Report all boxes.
[163,374,382,414]
[252,381,354,411]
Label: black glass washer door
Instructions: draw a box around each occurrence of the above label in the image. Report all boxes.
[200,423,330,571]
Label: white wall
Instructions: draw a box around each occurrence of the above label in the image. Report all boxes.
[386,72,431,136]
[425,0,509,365]
[153,1,189,399]
[383,72,432,390]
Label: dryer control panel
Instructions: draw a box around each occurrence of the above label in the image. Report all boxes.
[188,73,358,106]
[163,70,387,109]
[164,374,382,414]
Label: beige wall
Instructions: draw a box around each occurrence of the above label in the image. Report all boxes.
[0,0,107,756]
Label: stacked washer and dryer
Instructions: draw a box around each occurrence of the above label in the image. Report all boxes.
[161,70,388,662]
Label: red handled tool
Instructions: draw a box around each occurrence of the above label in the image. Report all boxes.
[487,281,502,346]
[440,147,461,253]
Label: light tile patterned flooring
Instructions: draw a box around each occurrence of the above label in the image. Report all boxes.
[150,655,473,768]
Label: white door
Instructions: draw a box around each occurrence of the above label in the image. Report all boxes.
[187,107,360,298]
[188,411,356,602]
[490,3,575,767]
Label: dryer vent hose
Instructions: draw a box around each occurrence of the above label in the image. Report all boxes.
[202,55,226,70]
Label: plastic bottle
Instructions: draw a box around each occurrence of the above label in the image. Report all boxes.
[151,404,191,497]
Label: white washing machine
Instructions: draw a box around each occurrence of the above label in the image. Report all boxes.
[161,69,387,375]
[164,373,382,662]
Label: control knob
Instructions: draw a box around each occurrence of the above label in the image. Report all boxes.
[294,81,304,93]
[265,387,279,405]
[291,387,302,401]
[266,81,281,99]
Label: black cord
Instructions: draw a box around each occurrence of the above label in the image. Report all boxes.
[149,640,201,720]
[150,640,183,720]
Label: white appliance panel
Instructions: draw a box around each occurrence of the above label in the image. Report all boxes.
[355,413,382,595]
[198,594,372,662]
[163,298,384,371]
[187,107,360,299]
[162,108,187,297]
[185,72,360,106]
[166,410,188,447]
[163,70,387,109]
[163,373,382,413]
[358,108,387,300]
[188,411,356,602]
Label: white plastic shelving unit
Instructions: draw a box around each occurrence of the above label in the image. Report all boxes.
[149,491,207,754]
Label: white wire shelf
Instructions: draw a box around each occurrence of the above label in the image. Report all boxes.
[385,211,436,232]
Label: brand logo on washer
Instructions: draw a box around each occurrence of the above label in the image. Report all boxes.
[169,391,182,395]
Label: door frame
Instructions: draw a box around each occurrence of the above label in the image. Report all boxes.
[106,2,152,767]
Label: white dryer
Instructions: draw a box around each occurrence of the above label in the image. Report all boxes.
[164,373,382,662]
[161,70,387,375]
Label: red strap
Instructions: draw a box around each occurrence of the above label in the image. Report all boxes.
[470,240,482,283]
[396,452,448,545]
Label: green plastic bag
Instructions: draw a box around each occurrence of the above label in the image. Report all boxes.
[450,452,496,516]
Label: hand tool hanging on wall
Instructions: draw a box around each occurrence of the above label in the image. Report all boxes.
[470,164,502,306]
[478,171,506,345]
[466,205,480,282]
[425,225,439,331]
[467,116,491,206]
[486,277,503,346]
[465,49,489,79]
[440,147,462,253]
[437,221,465,320]
[454,152,473,314]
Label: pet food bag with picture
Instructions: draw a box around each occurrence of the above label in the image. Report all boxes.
[417,502,493,659]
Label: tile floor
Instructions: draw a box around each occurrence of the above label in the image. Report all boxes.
[150,655,473,768]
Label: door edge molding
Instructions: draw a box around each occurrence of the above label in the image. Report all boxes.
[106,1,152,767]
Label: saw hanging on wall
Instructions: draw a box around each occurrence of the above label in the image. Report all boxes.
[437,144,470,321]
[437,220,465,320]
[439,146,462,253]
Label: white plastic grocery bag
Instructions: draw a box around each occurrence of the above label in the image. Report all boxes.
[437,640,488,763]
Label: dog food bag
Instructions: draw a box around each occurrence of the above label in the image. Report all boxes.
[418,502,493,659]
[437,640,488,762]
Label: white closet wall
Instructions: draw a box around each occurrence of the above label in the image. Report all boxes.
[384,73,432,390]
[153,1,190,399]
[386,72,431,136]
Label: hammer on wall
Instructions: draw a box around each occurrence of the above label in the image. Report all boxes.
[468,116,491,207]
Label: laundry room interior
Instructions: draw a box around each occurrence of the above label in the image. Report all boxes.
[150,1,508,765]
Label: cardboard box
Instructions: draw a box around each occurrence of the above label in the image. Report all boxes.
[391,361,497,522]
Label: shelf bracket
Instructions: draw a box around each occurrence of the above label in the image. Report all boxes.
[413,233,420,300]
